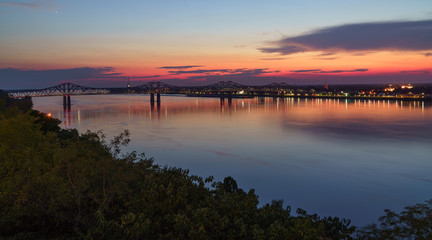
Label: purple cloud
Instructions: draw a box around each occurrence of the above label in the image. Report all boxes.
[158,65,203,69]
[259,19,432,55]
[166,68,275,76]
[260,45,307,55]
[129,75,161,79]
[290,69,322,73]
[290,69,368,74]
[318,69,368,73]
[318,52,336,56]
[168,69,232,75]
[400,70,429,74]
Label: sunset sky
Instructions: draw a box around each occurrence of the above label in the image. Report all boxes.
[1,0,431,89]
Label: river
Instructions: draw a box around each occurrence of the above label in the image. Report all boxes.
[33,94,432,226]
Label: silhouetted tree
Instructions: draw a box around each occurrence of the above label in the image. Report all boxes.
[357,200,432,239]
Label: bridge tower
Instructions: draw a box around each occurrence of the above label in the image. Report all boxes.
[149,81,161,105]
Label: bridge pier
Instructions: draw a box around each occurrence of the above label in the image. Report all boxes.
[63,95,67,110]
[150,93,155,104]
[63,94,71,111]
[68,95,71,110]
[150,92,161,104]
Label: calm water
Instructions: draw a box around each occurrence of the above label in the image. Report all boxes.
[33,94,432,226]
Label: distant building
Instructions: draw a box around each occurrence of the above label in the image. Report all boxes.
[127,77,131,89]
[401,84,413,89]
[324,82,328,90]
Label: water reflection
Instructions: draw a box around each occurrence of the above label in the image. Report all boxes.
[33,95,432,226]
[63,108,72,128]
[40,95,431,128]
[279,98,432,141]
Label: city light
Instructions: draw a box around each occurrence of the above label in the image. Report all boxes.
[401,84,414,89]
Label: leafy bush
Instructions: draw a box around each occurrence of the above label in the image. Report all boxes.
[357,200,432,240]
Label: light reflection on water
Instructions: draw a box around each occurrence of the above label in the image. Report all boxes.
[33,94,432,226]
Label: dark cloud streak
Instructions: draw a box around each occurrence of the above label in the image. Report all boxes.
[129,75,161,79]
[318,69,368,73]
[290,69,368,74]
[400,70,429,74]
[167,68,274,76]
[158,65,203,69]
[259,19,432,55]
[168,69,231,75]
[290,69,322,73]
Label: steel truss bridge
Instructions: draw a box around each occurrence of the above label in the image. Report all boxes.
[7,82,110,98]
[7,81,295,98]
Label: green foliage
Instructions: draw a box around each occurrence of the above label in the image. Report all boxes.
[0,91,357,239]
[0,90,33,115]
[29,110,61,134]
[357,200,432,240]
[0,113,60,237]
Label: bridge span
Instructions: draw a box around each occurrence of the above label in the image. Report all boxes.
[6,82,110,98]
[6,81,295,111]
[7,81,295,98]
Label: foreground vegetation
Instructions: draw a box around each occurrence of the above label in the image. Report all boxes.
[1,90,431,239]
